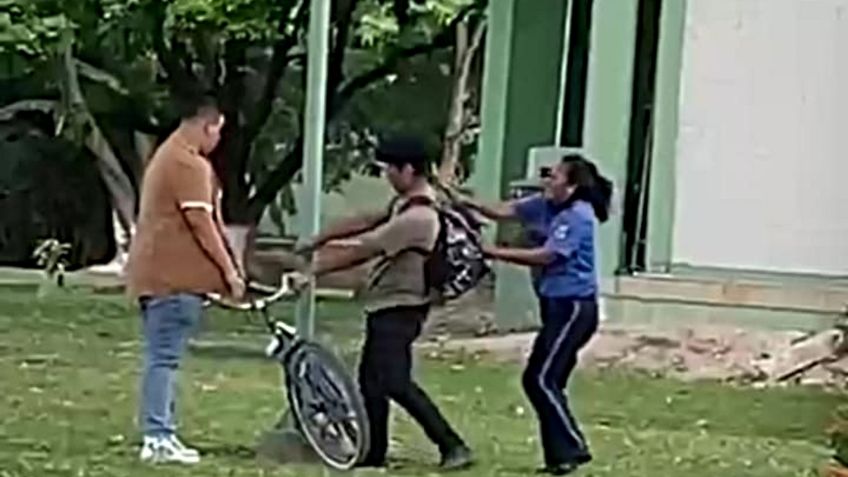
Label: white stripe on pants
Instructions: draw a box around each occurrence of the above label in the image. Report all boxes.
[537,301,584,447]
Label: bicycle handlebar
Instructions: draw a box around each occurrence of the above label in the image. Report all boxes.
[206,273,300,311]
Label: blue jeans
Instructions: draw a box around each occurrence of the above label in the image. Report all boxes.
[139,294,203,438]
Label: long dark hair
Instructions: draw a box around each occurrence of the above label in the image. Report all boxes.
[561,153,613,223]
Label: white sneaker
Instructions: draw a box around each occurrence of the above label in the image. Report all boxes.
[167,435,200,459]
[139,435,201,464]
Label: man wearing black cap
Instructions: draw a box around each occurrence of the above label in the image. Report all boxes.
[298,135,473,470]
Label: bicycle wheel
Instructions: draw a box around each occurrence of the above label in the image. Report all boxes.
[284,341,369,471]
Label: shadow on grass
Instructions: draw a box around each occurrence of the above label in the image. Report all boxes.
[188,338,362,373]
[193,442,257,460]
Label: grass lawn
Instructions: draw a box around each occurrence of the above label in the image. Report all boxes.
[0,288,843,477]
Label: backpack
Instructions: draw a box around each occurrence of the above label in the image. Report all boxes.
[389,194,490,304]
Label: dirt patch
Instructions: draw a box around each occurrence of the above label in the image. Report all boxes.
[425,285,498,338]
[420,288,848,388]
[420,321,848,388]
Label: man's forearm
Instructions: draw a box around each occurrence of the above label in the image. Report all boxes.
[183,209,239,279]
[313,212,386,246]
[486,246,553,267]
[311,245,375,277]
[214,220,245,277]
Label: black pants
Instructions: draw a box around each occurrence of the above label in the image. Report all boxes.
[523,297,598,467]
[359,305,464,463]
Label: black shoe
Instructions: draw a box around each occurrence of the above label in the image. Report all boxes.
[536,463,579,476]
[439,445,473,471]
[355,459,386,469]
[537,455,592,476]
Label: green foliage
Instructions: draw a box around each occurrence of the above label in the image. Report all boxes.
[356,0,476,51]
[0,0,70,80]
[168,0,288,41]
[0,1,68,55]
[1,0,485,225]
[829,404,848,466]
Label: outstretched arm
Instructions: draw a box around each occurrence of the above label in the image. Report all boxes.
[459,196,520,221]
[483,245,555,267]
[309,209,428,277]
[484,212,586,269]
[311,244,379,277]
[304,210,389,251]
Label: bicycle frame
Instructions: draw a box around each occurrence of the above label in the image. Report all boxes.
[206,274,370,470]
[206,275,301,360]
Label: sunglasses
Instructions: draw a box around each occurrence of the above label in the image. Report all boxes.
[539,166,552,179]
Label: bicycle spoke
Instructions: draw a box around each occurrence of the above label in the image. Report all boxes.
[286,344,367,470]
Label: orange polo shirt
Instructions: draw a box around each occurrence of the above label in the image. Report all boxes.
[126,130,238,298]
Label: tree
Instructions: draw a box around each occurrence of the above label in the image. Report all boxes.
[2,0,487,231]
[1,1,143,266]
[152,0,488,224]
[437,13,484,184]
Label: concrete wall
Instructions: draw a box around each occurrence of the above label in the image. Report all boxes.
[673,0,848,276]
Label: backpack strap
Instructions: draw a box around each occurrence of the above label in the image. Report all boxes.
[393,196,448,297]
[393,195,439,256]
[397,195,436,214]
[371,195,436,254]
[369,195,442,293]
[374,195,402,228]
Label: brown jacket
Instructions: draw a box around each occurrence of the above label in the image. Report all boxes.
[126,131,238,298]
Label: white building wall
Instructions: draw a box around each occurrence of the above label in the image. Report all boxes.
[673,0,848,276]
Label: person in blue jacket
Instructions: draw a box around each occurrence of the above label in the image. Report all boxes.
[461,153,613,475]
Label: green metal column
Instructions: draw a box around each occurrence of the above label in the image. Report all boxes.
[473,0,570,331]
[473,0,571,206]
[645,0,688,273]
[582,0,640,288]
[297,0,332,339]
[472,0,514,242]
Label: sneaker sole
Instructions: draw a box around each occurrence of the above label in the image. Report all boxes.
[140,455,201,465]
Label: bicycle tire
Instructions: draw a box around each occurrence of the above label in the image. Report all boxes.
[284,341,370,471]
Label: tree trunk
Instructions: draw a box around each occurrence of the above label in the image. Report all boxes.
[135,131,156,168]
[60,33,138,272]
[212,40,256,226]
[214,124,253,225]
[438,20,486,185]
[85,127,138,234]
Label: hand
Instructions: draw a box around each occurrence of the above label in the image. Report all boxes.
[481,244,498,259]
[226,272,246,300]
[287,270,312,292]
[294,238,319,256]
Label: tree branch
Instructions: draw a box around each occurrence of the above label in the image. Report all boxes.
[242,0,305,148]
[393,0,412,29]
[328,0,361,92]
[246,2,487,222]
[58,34,137,230]
[149,2,195,91]
[440,17,486,183]
[0,100,57,121]
[330,1,481,115]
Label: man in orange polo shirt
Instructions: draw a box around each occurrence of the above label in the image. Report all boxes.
[126,95,244,465]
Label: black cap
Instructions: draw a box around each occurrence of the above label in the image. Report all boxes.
[374,134,430,169]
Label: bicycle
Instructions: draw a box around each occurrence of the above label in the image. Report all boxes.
[205,274,369,471]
